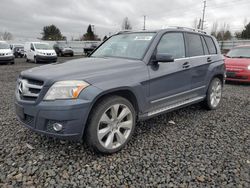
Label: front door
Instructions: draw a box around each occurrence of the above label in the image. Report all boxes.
[148,32,192,112]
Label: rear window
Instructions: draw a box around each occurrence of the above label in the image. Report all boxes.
[186,33,204,57]
[204,36,217,54]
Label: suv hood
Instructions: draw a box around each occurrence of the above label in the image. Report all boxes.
[21,57,147,86]
[225,57,250,68]
[0,49,11,53]
[37,49,56,54]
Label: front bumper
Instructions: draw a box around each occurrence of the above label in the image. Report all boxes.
[36,55,57,63]
[0,56,14,64]
[15,98,92,141]
[226,70,250,83]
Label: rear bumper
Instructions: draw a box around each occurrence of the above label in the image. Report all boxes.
[36,55,57,62]
[0,56,14,63]
[62,50,74,55]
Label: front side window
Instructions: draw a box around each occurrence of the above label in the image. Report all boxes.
[91,33,156,60]
[186,33,204,57]
[157,32,186,59]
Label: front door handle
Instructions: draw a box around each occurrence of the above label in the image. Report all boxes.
[207,57,212,62]
[183,62,190,69]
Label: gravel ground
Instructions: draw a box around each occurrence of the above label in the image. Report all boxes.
[0,57,249,187]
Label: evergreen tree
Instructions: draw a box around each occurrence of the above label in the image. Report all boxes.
[41,25,65,41]
[241,22,250,39]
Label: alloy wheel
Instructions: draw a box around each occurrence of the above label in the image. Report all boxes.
[97,104,133,150]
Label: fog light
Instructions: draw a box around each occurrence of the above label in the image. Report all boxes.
[53,123,63,132]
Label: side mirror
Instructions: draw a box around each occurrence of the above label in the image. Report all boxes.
[31,47,35,51]
[154,53,174,63]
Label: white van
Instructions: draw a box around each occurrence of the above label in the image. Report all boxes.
[0,41,14,64]
[24,42,57,63]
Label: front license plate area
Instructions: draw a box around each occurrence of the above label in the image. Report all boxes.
[226,72,236,78]
[15,104,24,120]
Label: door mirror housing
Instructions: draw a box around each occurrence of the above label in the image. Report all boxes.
[31,46,35,51]
[154,53,174,63]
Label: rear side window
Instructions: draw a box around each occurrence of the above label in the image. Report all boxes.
[204,36,217,54]
[157,32,185,59]
[201,36,209,55]
[186,33,204,57]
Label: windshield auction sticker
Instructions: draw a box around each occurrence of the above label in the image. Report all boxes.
[134,36,153,40]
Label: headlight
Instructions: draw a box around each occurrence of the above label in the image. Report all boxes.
[248,65,250,70]
[44,80,89,100]
[37,52,45,55]
[6,53,13,56]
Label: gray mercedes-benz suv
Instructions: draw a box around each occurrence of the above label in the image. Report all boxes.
[15,27,225,153]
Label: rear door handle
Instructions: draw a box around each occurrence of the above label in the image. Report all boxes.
[183,62,190,69]
[207,57,212,62]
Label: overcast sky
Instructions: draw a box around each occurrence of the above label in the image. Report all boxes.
[0,0,249,41]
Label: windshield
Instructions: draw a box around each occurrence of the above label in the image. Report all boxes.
[34,43,53,50]
[0,42,10,49]
[226,47,250,58]
[91,32,155,59]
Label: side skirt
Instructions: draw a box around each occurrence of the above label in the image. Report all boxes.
[138,96,205,121]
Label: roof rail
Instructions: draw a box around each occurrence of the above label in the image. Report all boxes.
[164,26,207,34]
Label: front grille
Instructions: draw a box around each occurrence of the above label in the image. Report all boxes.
[18,78,44,102]
[23,115,35,127]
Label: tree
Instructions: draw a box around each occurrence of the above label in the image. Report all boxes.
[41,25,65,41]
[241,22,250,39]
[210,22,232,41]
[82,24,100,41]
[0,31,13,40]
[122,17,132,30]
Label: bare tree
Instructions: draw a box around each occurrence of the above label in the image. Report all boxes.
[211,22,218,36]
[0,31,13,40]
[122,17,132,30]
[192,18,198,29]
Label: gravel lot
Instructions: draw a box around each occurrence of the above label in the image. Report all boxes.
[0,57,249,187]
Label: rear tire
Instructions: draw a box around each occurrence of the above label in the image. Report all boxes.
[86,96,136,154]
[204,77,223,110]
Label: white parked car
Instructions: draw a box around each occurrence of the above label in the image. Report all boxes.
[0,41,14,64]
[24,42,57,63]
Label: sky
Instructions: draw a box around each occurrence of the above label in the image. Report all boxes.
[0,0,249,41]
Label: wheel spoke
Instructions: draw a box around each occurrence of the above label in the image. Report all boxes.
[110,104,120,119]
[118,120,133,129]
[100,113,112,124]
[116,131,126,144]
[117,107,130,122]
[98,126,112,140]
[105,132,114,149]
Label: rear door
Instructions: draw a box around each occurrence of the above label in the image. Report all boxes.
[148,32,192,111]
[184,33,210,96]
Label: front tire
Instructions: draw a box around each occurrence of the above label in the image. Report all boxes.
[86,96,136,154]
[204,77,223,110]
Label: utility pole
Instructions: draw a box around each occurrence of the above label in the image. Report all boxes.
[143,15,146,30]
[201,0,207,30]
